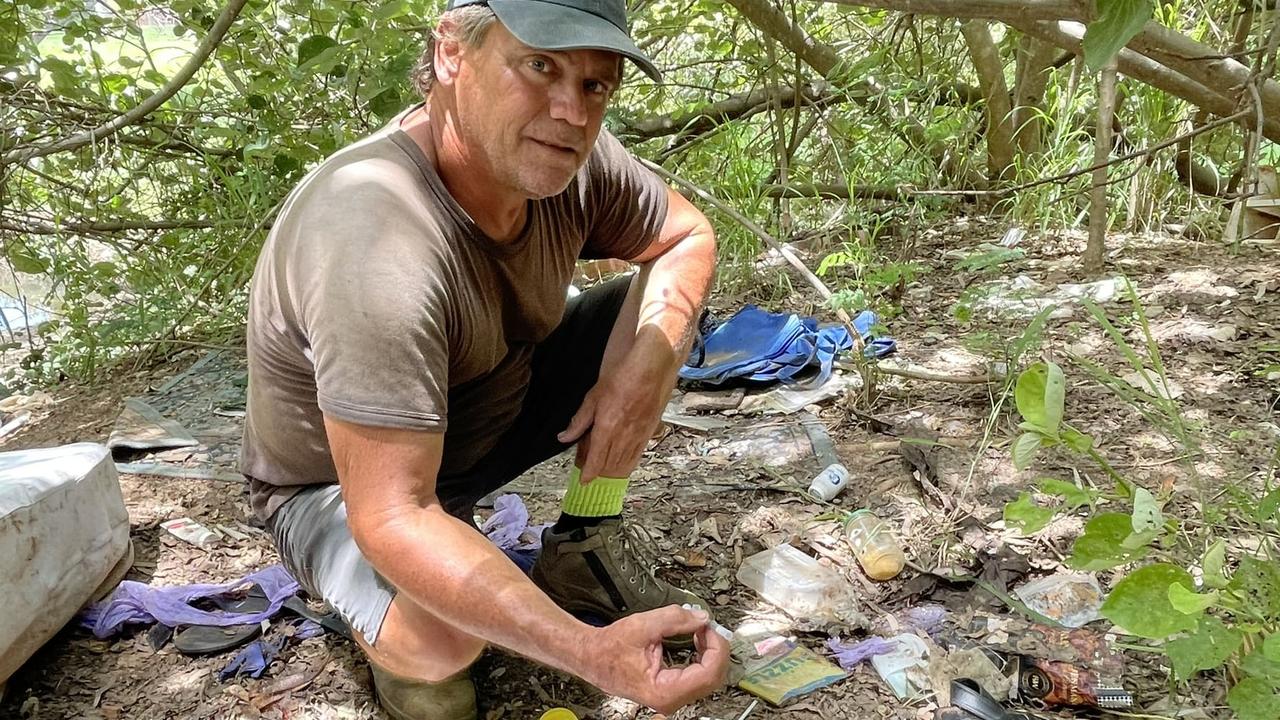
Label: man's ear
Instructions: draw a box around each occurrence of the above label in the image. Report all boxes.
[433,22,464,86]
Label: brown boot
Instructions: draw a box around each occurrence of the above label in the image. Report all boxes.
[530,519,710,646]
[369,661,477,720]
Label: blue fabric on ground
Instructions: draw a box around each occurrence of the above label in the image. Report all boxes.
[680,306,893,386]
[219,636,281,680]
[80,565,299,639]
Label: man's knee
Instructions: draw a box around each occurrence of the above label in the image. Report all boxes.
[361,594,487,682]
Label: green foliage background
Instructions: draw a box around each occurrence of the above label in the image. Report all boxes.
[0,0,1273,384]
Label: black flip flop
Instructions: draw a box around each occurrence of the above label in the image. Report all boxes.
[938,679,1039,720]
[173,586,271,656]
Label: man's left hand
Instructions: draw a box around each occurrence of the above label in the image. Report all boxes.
[557,333,674,483]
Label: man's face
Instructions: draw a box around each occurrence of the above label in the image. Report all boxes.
[447,23,621,199]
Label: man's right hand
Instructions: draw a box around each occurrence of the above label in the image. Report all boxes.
[582,605,731,714]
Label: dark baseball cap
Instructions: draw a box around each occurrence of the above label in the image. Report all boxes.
[445,0,661,82]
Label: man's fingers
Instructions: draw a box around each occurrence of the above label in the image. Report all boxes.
[652,604,711,638]
[557,397,596,444]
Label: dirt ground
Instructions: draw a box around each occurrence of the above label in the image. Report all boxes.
[1,216,1276,720]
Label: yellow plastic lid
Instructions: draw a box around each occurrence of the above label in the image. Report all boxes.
[539,709,578,720]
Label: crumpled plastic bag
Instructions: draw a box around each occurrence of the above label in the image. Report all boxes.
[826,636,896,670]
[80,565,299,639]
[481,494,548,551]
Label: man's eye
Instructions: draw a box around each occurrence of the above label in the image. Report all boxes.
[585,80,611,96]
[529,59,548,72]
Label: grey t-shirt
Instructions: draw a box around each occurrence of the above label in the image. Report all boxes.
[240,113,669,521]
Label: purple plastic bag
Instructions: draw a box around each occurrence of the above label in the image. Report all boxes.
[482,494,548,551]
[826,636,897,670]
[80,565,299,639]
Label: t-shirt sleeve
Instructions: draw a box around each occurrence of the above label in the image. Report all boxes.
[580,130,670,261]
[290,158,450,432]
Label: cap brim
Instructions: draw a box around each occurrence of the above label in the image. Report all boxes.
[487,0,661,82]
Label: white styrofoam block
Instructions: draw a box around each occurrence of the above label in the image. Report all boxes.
[0,443,130,683]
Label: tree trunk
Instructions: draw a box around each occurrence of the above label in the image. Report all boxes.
[960,20,1016,182]
[1085,60,1117,274]
[1011,34,1061,156]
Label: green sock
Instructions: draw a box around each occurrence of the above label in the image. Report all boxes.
[556,467,628,530]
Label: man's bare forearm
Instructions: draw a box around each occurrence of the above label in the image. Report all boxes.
[634,227,716,375]
[353,503,601,677]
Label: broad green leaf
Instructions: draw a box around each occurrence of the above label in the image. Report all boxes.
[1068,512,1151,571]
[1265,634,1280,663]
[1004,493,1055,534]
[1081,0,1153,70]
[297,35,338,67]
[8,249,48,274]
[373,0,409,20]
[1242,647,1280,685]
[1036,478,1098,509]
[1131,487,1162,534]
[1258,488,1280,522]
[1015,362,1065,436]
[1229,557,1280,619]
[1202,540,1230,589]
[1168,583,1216,615]
[1228,677,1280,720]
[1100,563,1198,639]
[1165,616,1243,681]
[1012,432,1043,470]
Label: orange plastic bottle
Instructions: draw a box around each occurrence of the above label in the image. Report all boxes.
[844,510,905,580]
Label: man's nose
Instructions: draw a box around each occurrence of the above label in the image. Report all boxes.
[548,81,588,127]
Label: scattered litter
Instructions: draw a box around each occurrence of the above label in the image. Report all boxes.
[1121,368,1185,399]
[1017,655,1133,708]
[736,543,851,620]
[0,410,30,438]
[871,604,949,638]
[974,275,1127,319]
[218,524,252,543]
[676,388,745,413]
[807,463,850,501]
[844,510,905,581]
[1013,574,1104,628]
[480,494,546,552]
[661,409,732,432]
[738,372,862,415]
[738,636,847,705]
[115,462,244,482]
[870,633,930,699]
[826,636,896,669]
[700,423,812,466]
[107,398,200,453]
[161,517,219,547]
[1144,318,1238,345]
[1000,227,1026,247]
[927,647,1011,705]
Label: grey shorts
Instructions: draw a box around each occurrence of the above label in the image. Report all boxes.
[264,276,632,646]
[268,483,395,646]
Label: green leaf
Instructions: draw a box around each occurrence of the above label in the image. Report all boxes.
[1228,677,1280,720]
[1012,432,1043,470]
[297,35,338,67]
[8,248,48,274]
[1242,647,1280,685]
[373,0,409,20]
[1036,478,1098,510]
[1068,512,1151,571]
[1265,634,1280,663]
[1081,0,1153,70]
[1131,487,1163,534]
[1258,488,1280,522]
[1165,616,1243,681]
[1202,539,1230,589]
[1100,563,1198,639]
[1015,362,1065,436]
[1168,582,1216,615]
[1229,557,1280,619]
[1004,492,1055,534]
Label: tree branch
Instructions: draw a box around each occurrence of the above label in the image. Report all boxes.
[819,0,1088,20]
[617,82,837,140]
[0,0,250,167]
[760,182,981,200]
[0,218,218,235]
